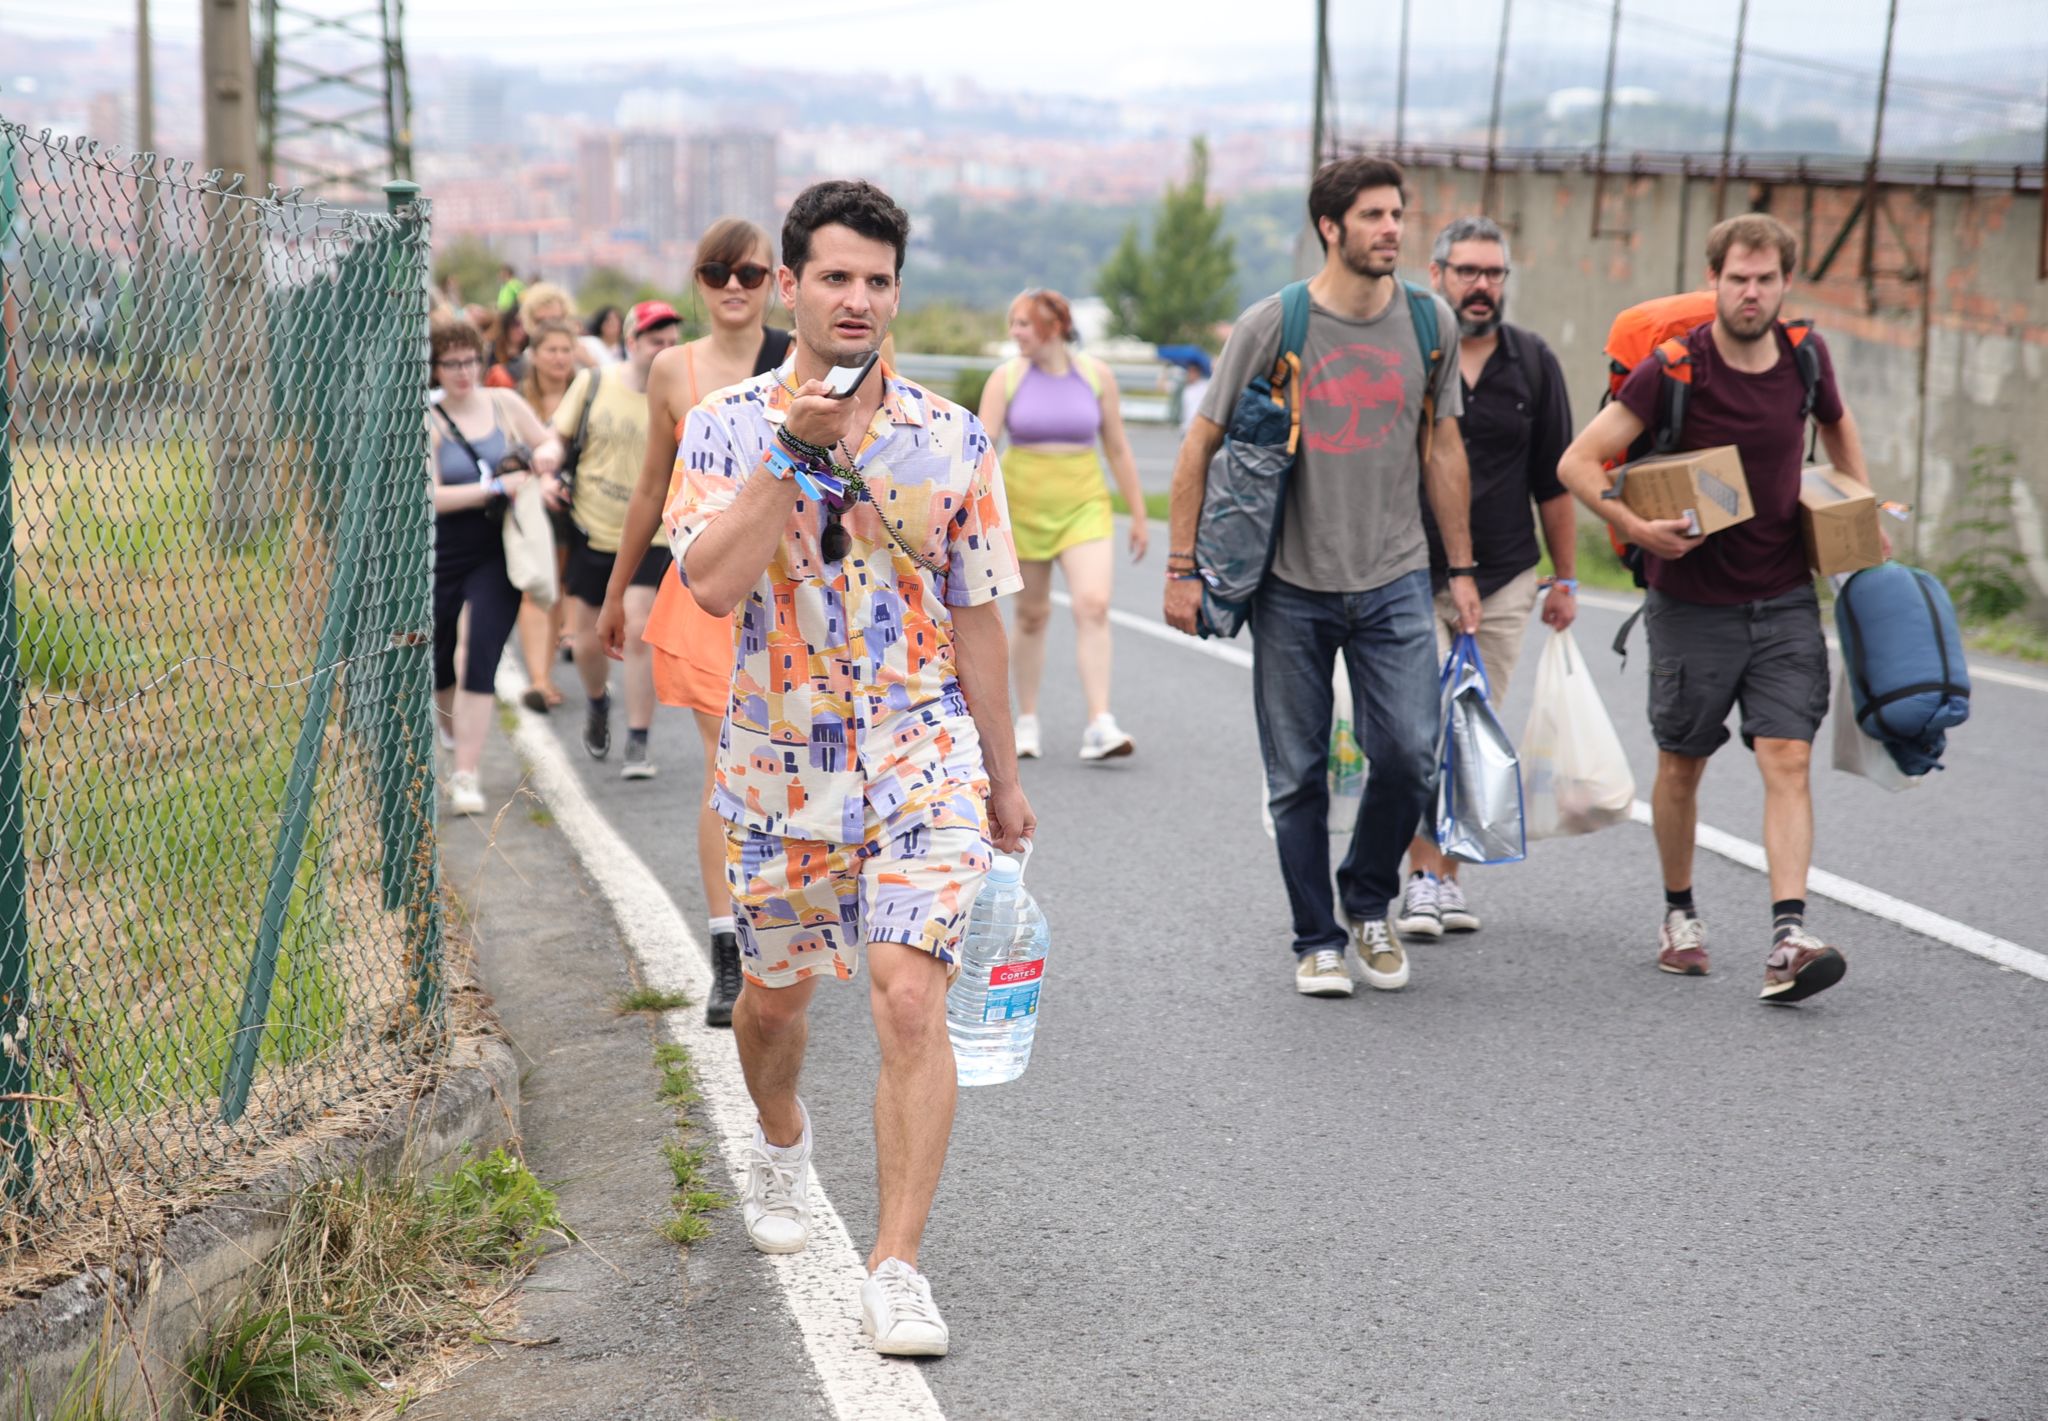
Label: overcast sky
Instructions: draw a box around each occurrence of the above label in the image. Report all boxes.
[3,0,2041,98]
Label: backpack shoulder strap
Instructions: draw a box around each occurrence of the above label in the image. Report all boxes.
[1403,281,1446,464]
[1649,337,1692,455]
[1277,280,1311,365]
[1783,318,1821,417]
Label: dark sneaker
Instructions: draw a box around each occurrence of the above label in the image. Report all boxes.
[1437,876,1480,933]
[1760,927,1847,1004]
[1657,910,1710,975]
[706,931,743,1027]
[582,696,611,760]
[1394,873,1442,939]
[520,686,551,715]
[620,738,656,780]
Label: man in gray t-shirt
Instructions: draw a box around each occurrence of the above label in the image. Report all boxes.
[1201,282,1463,595]
[1166,157,1479,1002]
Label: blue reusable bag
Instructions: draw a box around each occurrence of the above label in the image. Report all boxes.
[1435,633,1528,866]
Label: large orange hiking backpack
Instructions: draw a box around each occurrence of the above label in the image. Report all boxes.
[1598,291,1821,586]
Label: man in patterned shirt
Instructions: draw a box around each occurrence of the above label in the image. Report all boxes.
[667,180,1033,1358]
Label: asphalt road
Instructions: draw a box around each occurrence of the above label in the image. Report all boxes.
[481,535,2046,1421]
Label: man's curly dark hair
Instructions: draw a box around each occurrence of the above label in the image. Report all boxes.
[782,180,912,277]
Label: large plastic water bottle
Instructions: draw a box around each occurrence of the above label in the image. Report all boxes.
[947,847,1049,1087]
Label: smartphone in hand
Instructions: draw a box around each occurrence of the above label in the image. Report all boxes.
[822,351,881,400]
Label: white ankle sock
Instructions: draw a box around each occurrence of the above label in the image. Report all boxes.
[708,915,735,937]
[757,1100,811,1160]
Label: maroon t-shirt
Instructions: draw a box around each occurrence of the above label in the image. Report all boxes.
[1616,323,1842,606]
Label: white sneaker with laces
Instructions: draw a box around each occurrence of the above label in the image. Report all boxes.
[1295,948,1355,997]
[1394,873,1443,938]
[1078,712,1134,761]
[740,1106,812,1255]
[861,1257,949,1356]
[1437,876,1480,933]
[1354,917,1411,991]
[446,770,485,817]
[1014,714,1042,760]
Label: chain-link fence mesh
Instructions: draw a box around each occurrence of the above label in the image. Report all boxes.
[0,117,443,1256]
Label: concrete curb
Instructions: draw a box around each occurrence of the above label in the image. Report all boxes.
[0,1032,519,1418]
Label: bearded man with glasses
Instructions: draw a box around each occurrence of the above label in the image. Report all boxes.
[1394,215,1581,944]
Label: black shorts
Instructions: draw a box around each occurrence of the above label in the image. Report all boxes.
[1643,584,1829,758]
[564,523,671,607]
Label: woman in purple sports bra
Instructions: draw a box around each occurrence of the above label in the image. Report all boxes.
[978,289,1148,762]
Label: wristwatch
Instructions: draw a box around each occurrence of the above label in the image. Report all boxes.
[1447,565,1480,580]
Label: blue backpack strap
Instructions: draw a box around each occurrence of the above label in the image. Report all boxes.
[1403,281,1446,463]
[1278,280,1311,365]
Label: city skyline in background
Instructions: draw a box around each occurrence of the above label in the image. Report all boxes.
[3,0,2042,311]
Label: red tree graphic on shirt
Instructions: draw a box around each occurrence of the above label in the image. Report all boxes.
[1302,344,1407,455]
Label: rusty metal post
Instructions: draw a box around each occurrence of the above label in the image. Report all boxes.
[1311,0,1330,174]
[1483,0,1514,215]
[1590,0,1622,238]
[1714,0,1749,221]
[1860,0,1900,308]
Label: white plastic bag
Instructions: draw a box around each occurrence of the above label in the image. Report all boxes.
[1260,668,1367,839]
[501,478,558,608]
[1519,629,1636,840]
[1830,666,1922,792]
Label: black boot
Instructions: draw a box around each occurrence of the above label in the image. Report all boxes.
[706,931,742,1027]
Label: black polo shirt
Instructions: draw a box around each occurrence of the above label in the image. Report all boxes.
[1423,321,1573,599]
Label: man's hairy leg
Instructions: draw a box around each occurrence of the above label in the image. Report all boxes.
[865,942,956,1272]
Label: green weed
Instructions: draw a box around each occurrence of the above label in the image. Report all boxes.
[1940,444,2030,623]
[184,1149,566,1421]
[615,986,690,1015]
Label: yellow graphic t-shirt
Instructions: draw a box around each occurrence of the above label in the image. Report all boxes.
[552,369,659,553]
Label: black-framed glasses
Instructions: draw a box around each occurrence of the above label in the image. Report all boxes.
[698,261,770,290]
[1446,263,1510,286]
[435,356,481,371]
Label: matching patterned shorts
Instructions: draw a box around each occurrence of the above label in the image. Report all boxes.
[725,813,992,990]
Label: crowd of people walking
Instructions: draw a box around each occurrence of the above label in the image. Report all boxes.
[430,154,1884,1361]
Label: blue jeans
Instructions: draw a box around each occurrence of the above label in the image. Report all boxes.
[1251,572,1441,957]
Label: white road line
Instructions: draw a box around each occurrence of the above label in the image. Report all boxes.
[493,664,948,1421]
[1575,587,2048,694]
[1081,594,2048,983]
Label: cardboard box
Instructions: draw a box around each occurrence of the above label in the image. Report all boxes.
[1798,465,1884,576]
[1614,444,1753,538]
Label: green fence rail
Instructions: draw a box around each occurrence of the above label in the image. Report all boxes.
[0,118,442,1252]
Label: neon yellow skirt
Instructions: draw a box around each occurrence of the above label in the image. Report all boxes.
[1003,447,1113,563]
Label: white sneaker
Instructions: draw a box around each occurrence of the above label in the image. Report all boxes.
[1014,714,1042,760]
[1295,948,1355,997]
[1078,712,1134,761]
[740,1106,812,1255]
[1437,877,1480,933]
[446,770,485,817]
[1394,873,1443,939]
[1354,918,1411,991]
[861,1257,949,1357]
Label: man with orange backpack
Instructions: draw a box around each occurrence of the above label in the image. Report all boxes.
[1557,213,1881,1005]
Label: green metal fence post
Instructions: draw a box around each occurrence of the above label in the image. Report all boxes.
[0,127,34,1202]
[220,192,411,1123]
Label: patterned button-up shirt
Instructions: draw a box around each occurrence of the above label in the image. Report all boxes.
[666,364,1023,845]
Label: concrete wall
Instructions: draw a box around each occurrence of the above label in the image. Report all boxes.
[1394,162,2048,617]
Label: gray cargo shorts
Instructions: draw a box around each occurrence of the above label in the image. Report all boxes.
[1643,584,1829,758]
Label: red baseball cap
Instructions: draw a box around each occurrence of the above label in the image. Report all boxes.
[630,300,681,336]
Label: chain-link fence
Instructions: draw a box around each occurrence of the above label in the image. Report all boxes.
[0,117,443,1257]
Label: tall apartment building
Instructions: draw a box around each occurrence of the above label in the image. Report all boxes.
[618,131,679,248]
[574,133,618,232]
[684,131,778,245]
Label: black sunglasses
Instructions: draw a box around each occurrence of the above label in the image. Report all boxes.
[697,261,770,290]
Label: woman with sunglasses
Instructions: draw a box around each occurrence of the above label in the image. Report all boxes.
[978,287,1148,762]
[427,316,563,815]
[592,218,790,1027]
